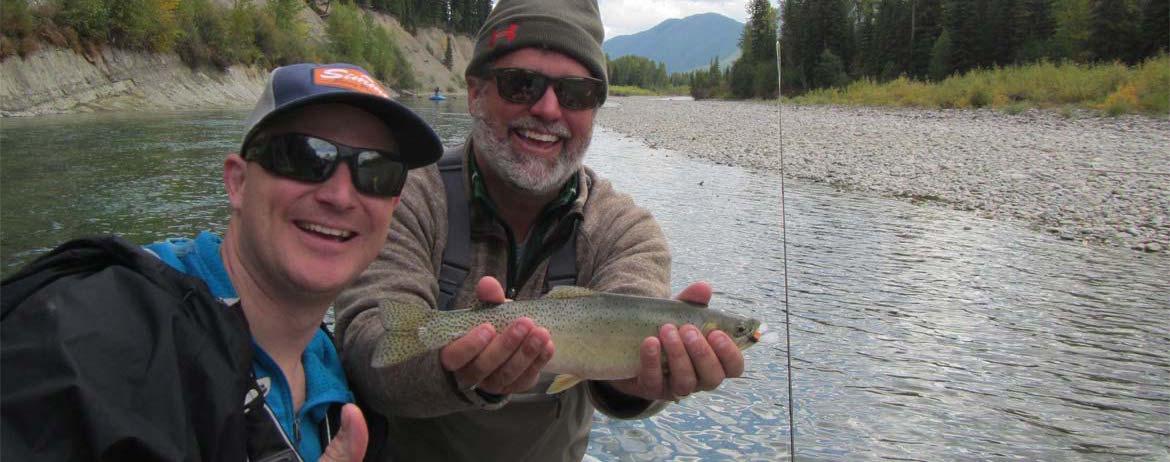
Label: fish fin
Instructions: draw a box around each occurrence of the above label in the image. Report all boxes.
[700,321,719,334]
[545,286,595,299]
[372,300,438,368]
[546,374,585,394]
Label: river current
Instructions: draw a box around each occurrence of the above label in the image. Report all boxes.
[2,99,1167,461]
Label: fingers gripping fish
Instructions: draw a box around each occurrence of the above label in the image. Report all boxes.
[374,286,762,394]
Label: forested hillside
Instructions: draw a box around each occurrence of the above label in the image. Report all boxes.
[777,0,1168,92]
[680,0,1167,115]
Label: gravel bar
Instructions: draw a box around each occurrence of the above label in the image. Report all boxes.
[596,96,1170,254]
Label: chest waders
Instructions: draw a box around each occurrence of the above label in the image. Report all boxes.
[436,151,578,311]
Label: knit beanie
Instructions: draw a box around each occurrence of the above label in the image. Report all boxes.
[466,0,607,87]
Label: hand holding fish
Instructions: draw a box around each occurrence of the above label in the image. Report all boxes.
[602,281,748,401]
[373,279,760,398]
[437,277,556,395]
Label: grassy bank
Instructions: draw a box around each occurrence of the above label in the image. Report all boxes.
[609,84,690,97]
[790,55,1170,117]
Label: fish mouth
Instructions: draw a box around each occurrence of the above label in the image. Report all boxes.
[749,322,767,344]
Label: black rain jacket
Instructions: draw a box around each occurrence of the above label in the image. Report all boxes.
[1,236,253,461]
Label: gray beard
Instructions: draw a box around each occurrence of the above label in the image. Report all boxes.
[469,99,590,196]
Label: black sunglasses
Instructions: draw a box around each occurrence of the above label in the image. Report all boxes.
[485,68,606,110]
[244,133,407,197]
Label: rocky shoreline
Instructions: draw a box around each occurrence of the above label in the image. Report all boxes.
[596,96,1170,254]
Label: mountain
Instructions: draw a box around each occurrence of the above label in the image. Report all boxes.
[603,13,743,74]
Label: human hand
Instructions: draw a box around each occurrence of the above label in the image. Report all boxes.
[318,404,367,462]
[607,281,746,401]
[438,277,555,395]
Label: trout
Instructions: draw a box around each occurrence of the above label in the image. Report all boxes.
[373,286,762,394]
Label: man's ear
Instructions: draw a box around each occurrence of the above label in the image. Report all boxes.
[224,153,247,210]
[466,76,485,106]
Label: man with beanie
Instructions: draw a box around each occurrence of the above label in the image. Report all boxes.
[2,63,442,462]
[334,1,748,460]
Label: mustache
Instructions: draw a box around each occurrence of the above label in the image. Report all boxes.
[509,116,571,139]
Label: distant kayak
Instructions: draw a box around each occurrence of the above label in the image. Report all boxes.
[429,94,446,101]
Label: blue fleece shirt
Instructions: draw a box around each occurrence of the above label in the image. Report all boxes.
[145,231,353,461]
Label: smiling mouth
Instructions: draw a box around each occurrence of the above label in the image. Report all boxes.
[296,221,355,242]
[513,128,562,147]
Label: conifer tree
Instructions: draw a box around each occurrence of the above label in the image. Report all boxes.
[928,29,952,80]
[1139,0,1169,56]
[1090,0,1139,63]
[943,0,980,73]
[709,56,721,86]
[779,0,808,91]
[909,0,944,79]
[1053,0,1093,61]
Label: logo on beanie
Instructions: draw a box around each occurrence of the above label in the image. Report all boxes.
[313,68,390,98]
[488,24,519,47]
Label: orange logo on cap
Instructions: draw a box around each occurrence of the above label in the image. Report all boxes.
[489,24,519,47]
[313,68,390,98]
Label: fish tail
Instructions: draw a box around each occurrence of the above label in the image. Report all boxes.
[371,300,437,368]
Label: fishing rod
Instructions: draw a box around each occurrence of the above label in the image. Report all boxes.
[776,25,797,462]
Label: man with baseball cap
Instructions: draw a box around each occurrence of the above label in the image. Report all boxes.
[2,63,441,462]
[334,1,748,460]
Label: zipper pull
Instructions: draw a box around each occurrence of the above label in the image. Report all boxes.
[293,417,301,443]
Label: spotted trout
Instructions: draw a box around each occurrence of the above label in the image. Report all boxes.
[373,286,762,394]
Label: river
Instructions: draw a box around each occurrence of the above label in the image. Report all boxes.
[1,99,1167,461]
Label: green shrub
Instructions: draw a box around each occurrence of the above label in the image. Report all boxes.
[327,2,365,64]
[106,0,178,51]
[609,85,656,96]
[58,0,108,42]
[2,0,36,39]
[223,0,259,63]
[1132,54,1169,114]
[967,86,991,108]
[175,0,232,68]
[322,4,414,89]
[253,7,310,66]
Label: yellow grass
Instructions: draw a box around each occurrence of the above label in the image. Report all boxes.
[609,84,690,97]
[791,55,1169,117]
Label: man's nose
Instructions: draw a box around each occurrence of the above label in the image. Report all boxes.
[528,84,563,120]
[315,163,358,209]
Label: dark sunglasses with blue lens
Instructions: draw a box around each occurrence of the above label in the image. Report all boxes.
[244,133,407,197]
[485,67,607,110]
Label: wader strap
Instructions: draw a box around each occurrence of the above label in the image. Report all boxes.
[544,223,578,291]
[438,152,470,311]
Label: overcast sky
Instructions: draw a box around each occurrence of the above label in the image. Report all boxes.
[597,0,780,39]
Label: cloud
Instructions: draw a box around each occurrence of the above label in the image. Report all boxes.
[598,0,778,39]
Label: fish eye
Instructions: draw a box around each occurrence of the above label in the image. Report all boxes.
[735,325,746,335]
